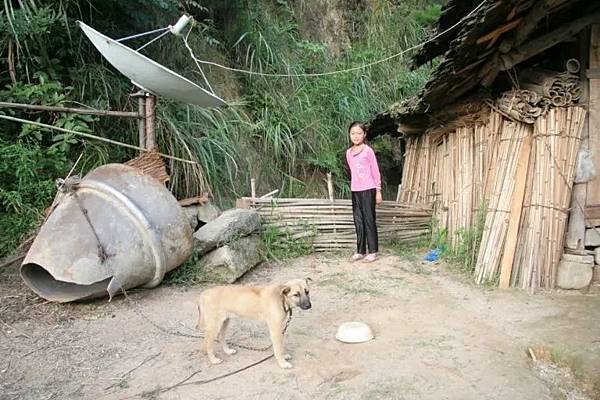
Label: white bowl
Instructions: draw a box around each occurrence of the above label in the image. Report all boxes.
[335,321,374,343]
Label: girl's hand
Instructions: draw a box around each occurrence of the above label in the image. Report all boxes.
[376,190,383,204]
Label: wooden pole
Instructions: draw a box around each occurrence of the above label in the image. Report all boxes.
[327,173,334,202]
[260,189,279,198]
[251,178,256,200]
[137,95,146,151]
[499,135,532,288]
[587,24,600,207]
[0,101,142,118]
[145,94,157,150]
[396,184,402,203]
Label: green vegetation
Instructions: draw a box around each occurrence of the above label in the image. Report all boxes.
[423,203,487,273]
[0,0,441,258]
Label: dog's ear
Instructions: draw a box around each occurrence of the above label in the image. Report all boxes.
[305,277,312,285]
[281,286,291,296]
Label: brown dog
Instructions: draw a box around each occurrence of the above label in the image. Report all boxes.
[196,278,312,369]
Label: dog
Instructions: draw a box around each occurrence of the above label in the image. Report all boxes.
[196,278,311,369]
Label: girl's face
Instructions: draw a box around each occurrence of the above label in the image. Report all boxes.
[349,126,366,146]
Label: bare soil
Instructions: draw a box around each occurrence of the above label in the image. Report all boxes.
[1,252,599,400]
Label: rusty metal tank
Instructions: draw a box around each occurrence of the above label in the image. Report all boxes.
[20,164,193,302]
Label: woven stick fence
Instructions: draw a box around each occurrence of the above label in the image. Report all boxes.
[237,194,432,251]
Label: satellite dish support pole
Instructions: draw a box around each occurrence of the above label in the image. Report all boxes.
[144,93,157,150]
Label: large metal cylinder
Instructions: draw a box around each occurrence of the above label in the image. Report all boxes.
[21,164,193,302]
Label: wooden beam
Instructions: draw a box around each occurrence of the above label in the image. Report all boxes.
[567,27,591,247]
[566,183,587,248]
[585,205,600,219]
[587,24,600,206]
[476,18,522,45]
[513,0,552,47]
[500,10,600,72]
[0,101,141,118]
[480,9,600,87]
[499,135,532,289]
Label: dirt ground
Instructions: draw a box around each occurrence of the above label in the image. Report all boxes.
[1,252,599,400]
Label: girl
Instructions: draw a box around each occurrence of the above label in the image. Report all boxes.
[346,121,382,263]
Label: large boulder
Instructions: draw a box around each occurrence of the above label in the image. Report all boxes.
[594,247,600,265]
[193,208,261,255]
[194,235,264,283]
[561,253,594,264]
[584,228,600,247]
[182,202,221,231]
[556,260,593,289]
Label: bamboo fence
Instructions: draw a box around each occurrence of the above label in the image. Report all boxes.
[400,111,503,247]
[399,105,586,289]
[237,197,432,251]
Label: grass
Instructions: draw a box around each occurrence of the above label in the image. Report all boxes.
[529,344,600,399]
[386,235,430,262]
[260,223,315,262]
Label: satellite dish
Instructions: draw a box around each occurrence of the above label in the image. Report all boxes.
[77,20,227,108]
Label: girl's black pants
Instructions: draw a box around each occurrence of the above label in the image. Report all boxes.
[351,188,378,254]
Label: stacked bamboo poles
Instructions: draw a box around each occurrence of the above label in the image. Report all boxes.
[399,135,433,203]
[414,112,502,247]
[475,120,532,284]
[482,111,503,201]
[240,198,432,251]
[395,105,584,290]
[512,106,586,289]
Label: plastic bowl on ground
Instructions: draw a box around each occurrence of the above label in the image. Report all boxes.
[335,321,374,343]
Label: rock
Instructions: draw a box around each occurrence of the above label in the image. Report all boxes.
[195,235,264,283]
[182,202,221,231]
[556,260,593,289]
[595,247,600,265]
[584,228,600,247]
[193,208,261,255]
[593,266,600,283]
[561,252,594,264]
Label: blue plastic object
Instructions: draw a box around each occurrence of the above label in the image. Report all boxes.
[424,248,441,262]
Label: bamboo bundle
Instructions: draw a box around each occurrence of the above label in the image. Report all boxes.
[512,106,586,290]
[124,149,169,184]
[496,90,549,124]
[519,65,582,104]
[240,198,432,251]
[474,120,532,284]
[496,62,583,124]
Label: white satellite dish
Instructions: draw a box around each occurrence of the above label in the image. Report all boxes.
[77,20,227,108]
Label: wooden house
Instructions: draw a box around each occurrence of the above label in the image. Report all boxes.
[370,0,600,290]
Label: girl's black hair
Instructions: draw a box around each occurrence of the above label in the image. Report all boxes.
[348,121,368,135]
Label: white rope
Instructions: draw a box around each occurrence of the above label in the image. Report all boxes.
[183,1,487,78]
